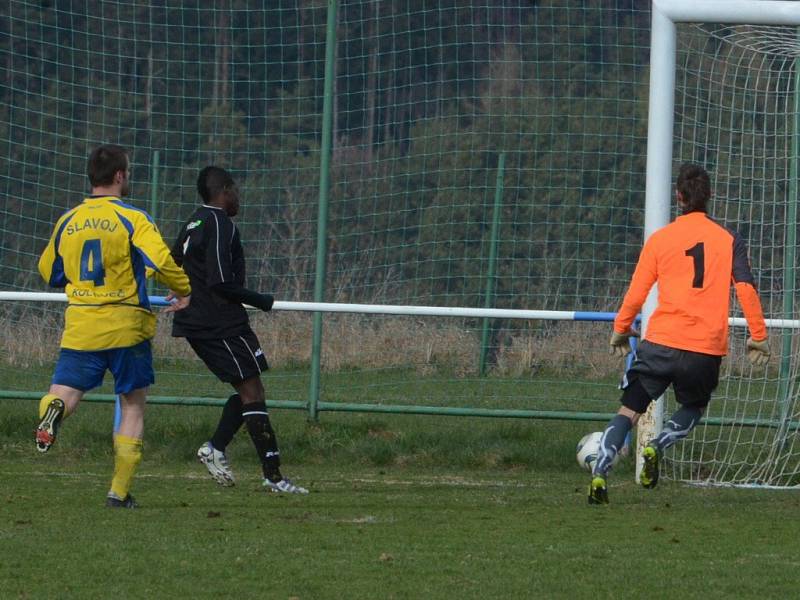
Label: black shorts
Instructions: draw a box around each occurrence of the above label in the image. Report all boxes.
[187,329,268,384]
[621,340,721,412]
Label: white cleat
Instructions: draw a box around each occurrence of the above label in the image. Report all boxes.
[263,477,309,495]
[197,442,235,487]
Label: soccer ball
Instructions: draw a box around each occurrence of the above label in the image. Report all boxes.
[576,431,605,472]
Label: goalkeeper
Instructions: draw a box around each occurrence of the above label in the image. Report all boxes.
[170,166,307,494]
[36,144,191,509]
[588,163,769,505]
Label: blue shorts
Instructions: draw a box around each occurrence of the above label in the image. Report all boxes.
[52,340,154,394]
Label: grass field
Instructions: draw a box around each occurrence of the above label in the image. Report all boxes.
[3,393,800,599]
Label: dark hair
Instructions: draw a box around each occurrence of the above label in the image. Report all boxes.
[676,163,711,213]
[87,144,128,187]
[197,166,234,203]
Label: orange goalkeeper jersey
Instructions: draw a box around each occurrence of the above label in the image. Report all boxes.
[614,211,767,356]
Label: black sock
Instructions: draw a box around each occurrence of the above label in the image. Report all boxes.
[594,414,632,477]
[209,394,243,452]
[242,401,282,481]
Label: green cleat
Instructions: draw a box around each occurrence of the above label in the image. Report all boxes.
[588,475,609,505]
[640,444,660,489]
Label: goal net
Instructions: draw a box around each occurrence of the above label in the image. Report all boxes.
[2,2,799,486]
[663,22,800,487]
[0,3,652,425]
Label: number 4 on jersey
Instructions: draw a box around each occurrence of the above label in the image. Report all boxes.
[80,238,105,285]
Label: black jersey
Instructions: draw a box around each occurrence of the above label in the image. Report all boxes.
[171,205,250,339]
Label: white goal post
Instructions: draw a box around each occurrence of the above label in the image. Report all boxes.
[639,0,800,483]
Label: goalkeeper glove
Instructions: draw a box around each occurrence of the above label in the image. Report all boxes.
[746,337,770,367]
[609,329,637,358]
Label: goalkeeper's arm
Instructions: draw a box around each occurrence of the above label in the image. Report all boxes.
[212,282,274,311]
[731,233,769,366]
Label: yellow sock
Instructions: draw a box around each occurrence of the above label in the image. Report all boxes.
[38,393,62,419]
[109,435,143,500]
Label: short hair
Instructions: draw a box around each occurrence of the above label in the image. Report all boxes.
[87,144,128,187]
[197,166,235,203]
[676,163,711,213]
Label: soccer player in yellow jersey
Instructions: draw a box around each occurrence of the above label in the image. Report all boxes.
[36,144,191,508]
[588,164,770,505]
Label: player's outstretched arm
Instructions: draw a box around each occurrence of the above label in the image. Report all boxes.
[212,282,273,311]
[734,282,770,367]
[128,212,191,297]
[613,238,657,342]
[732,233,769,367]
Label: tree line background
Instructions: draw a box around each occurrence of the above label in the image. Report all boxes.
[0,1,792,316]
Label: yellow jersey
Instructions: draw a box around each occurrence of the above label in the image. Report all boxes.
[38,196,191,350]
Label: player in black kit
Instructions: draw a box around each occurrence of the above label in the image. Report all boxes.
[171,166,307,494]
